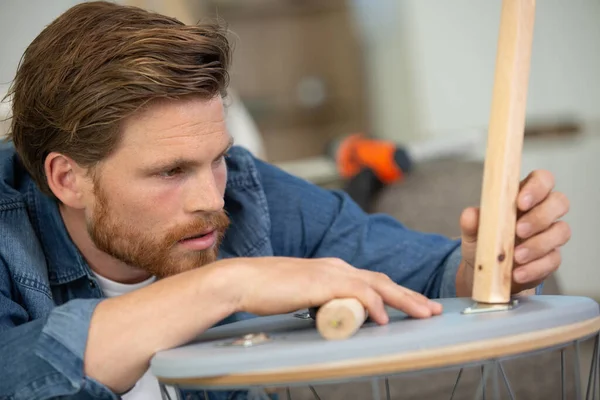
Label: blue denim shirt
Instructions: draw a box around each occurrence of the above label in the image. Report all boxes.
[0,143,463,400]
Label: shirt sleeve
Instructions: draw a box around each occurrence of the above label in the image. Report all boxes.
[0,259,119,399]
[254,158,463,299]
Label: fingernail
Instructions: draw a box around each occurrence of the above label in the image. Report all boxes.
[418,303,432,316]
[515,247,529,263]
[429,300,443,313]
[517,222,531,237]
[381,312,389,324]
[514,269,527,283]
[521,194,533,209]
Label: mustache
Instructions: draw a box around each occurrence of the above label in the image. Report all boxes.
[164,210,230,245]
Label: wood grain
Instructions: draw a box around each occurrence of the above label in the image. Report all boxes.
[315,298,367,340]
[472,0,537,304]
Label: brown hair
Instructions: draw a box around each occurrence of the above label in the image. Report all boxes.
[6,1,231,198]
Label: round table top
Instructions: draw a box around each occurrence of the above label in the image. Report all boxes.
[151,295,600,389]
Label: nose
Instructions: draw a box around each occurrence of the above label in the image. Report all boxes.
[183,169,225,213]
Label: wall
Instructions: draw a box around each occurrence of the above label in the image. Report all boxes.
[0,0,83,92]
[0,1,83,136]
[412,0,600,136]
[350,0,600,299]
[520,132,600,300]
[350,0,600,141]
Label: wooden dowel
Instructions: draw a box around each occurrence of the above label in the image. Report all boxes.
[315,298,367,340]
[472,0,536,304]
[316,0,536,338]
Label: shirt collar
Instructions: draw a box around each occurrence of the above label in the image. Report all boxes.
[26,178,91,285]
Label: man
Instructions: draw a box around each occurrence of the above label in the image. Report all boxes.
[0,2,571,400]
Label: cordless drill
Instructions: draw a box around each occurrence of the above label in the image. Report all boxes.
[327,133,413,212]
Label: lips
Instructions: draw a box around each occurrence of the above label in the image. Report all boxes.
[177,229,218,251]
[180,229,215,242]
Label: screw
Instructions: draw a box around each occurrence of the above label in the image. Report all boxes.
[294,311,311,319]
[220,332,271,347]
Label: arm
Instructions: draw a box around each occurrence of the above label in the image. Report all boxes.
[84,263,238,393]
[0,295,111,399]
[0,255,113,399]
[0,259,238,398]
[255,158,462,299]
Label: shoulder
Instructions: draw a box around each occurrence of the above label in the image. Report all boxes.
[0,142,37,236]
[0,141,29,207]
[224,145,263,188]
[226,146,349,226]
[0,146,45,283]
[227,145,335,199]
[0,143,39,259]
[225,145,311,197]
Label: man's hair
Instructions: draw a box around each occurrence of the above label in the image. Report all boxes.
[6,1,231,198]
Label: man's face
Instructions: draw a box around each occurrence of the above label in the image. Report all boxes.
[84,96,231,278]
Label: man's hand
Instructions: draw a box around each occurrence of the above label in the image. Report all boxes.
[226,256,443,325]
[457,170,571,296]
[85,255,442,394]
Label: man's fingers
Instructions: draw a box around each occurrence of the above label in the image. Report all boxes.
[518,170,555,212]
[459,207,479,244]
[359,270,442,317]
[377,281,441,319]
[343,280,388,324]
[330,265,442,324]
[514,221,571,264]
[513,248,561,284]
[516,191,570,239]
[399,286,443,315]
[511,278,544,295]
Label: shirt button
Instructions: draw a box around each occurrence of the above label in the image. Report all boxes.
[88,279,97,289]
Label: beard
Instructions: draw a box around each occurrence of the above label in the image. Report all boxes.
[87,181,230,279]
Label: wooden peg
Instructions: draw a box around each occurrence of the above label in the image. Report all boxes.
[314,298,367,340]
[472,0,536,304]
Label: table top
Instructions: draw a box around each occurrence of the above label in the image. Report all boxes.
[151,295,600,389]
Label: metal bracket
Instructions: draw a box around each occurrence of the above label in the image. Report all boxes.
[219,332,271,347]
[294,310,312,319]
[462,299,519,315]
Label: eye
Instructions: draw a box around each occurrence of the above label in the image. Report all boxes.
[159,167,183,178]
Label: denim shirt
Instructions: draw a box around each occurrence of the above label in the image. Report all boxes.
[0,143,464,400]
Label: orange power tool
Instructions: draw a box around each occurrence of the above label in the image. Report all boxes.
[327,133,413,211]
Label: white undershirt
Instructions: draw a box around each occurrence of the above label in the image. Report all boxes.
[92,272,177,400]
[93,272,156,298]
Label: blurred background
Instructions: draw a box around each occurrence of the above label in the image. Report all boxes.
[0,0,598,302]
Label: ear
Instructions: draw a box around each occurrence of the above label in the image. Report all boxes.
[44,152,92,209]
